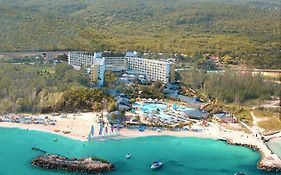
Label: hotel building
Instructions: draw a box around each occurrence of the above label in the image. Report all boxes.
[68,52,102,70]
[68,51,175,85]
[104,56,127,72]
[127,57,175,84]
[90,58,105,86]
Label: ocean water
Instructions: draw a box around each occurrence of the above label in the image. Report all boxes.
[267,137,281,159]
[0,127,278,175]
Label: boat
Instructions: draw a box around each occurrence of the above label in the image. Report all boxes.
[31,147,46,154]
[125,154,131,159]
[151,161,163,169]
[234,172,247,175]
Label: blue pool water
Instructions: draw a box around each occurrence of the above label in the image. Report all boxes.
[174,106,194,111]
[0,127,278,175]
[133,102,167,113]
[173,104,195,111]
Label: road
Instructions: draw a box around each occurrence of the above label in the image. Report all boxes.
[0,51,70,60]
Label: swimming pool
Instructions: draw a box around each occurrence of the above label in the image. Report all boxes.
[173,104,194,111]
[133,103,167,113]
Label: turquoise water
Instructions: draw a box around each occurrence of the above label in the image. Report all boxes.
[173,104,194,111]
[133,102,167,113]
[133,103,171,120]
[0,127,278,175]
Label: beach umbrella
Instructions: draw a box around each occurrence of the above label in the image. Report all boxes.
[105,126,108,135]
[99,123,103,135]
[88,133,91,142]
[91,126,95,136]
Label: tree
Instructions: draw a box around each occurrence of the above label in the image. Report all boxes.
[222,55,232,64]
[107,101,116,112]
[105,71,118,85]
[153,80,163,90]
[111,113,118,122]
[92,102,103,112]
[55,54,68,62]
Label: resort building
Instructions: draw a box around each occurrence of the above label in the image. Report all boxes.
[104,57,127,72]
[68,51,102,70]
[68,52,105,86]
[127,57,175,84]
[68,51,176,84]
[90,58,106,86]
[184,109,208,120]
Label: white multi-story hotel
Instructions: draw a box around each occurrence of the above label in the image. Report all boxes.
[68,51,175,85]
[68,52,102,70]
[104,57,127,72]
[127,57,175,84]
[68,52,105,86]
[91,58,105,86]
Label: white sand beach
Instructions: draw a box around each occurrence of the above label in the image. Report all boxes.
[0,112,280,169]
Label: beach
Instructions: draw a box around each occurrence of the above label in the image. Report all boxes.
[0,112,281,171]
[0,113,243,141]
[0,114,216,141]
[0,113,99,141]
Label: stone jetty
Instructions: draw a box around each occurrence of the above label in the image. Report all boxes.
[31,154,114,174]
[226,139,281,172]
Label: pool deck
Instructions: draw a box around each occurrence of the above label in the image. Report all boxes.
[132,101,195,122]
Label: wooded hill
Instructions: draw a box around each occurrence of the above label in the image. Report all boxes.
[0,0,280,68]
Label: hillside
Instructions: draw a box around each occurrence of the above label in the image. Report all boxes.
[0,0,280,68]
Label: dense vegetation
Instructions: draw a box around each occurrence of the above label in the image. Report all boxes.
[0,0,280,68]
[113,81,165,100]
[54,87,116,113]
[0,62,114,114]
[181,70,281,103]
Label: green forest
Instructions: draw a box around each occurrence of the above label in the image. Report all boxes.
[0,0,280,68]
[180,70,281,103]
[0,63,115,114]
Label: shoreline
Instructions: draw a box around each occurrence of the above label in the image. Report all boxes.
[0,118,281,172]
[0,122,217,141]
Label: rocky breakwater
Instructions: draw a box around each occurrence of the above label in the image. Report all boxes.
[226,139,281,173]
[31,154,114,174]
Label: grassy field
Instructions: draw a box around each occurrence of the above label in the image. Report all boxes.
[253,108,281,132]
[253,108,280,118]
[236,110,253,127]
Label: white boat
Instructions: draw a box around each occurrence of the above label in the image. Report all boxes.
[125,154,131,159]
[234,172,247,175]
[151,161,163,169]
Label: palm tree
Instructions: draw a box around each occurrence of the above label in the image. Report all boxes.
[188,121,193,130]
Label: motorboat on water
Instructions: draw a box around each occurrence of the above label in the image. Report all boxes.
[125,154,131,159]
[234,172,247,175]
[151,161,163,169]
